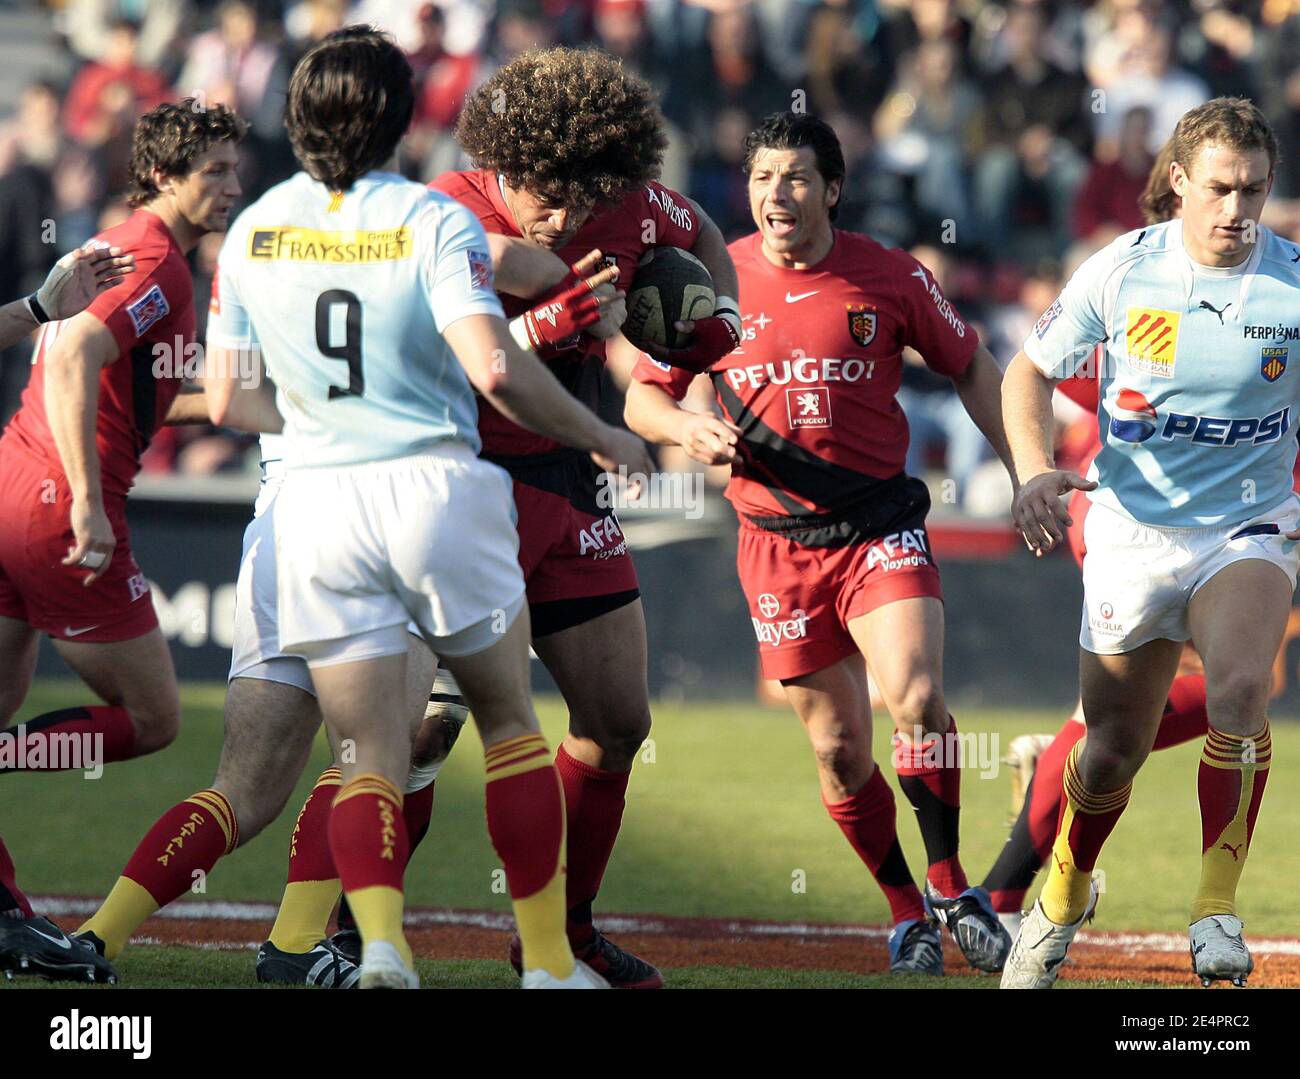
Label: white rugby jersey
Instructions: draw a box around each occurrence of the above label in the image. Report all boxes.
[1026,219,1300,527]
[208,170,503,468]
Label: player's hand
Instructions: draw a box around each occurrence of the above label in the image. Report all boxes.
[590,426,655,493]
[62,498,117,585]
[39,245,134,322]
[586,288,627,340]
[515,249,620,355]
[679,411,742,466]
[642,311,742,374]
[1011,469,1097,557]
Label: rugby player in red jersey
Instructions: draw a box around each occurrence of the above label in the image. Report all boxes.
[424,48,738,988]
[625,112,1014,975]
[0,100,244,981]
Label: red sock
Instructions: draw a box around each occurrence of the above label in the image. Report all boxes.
[824,766,927,925]
[554,744,628,934]
[0,705,136,772]
[1027,720,1086,863]
[892,715,967,896]
[403,781,436,852]
[485,738,566,899]
[0,834,34,917]
[329,776,408,893]
[122,789,238,904]
[286,768,340,884]
[1153,674,1209,751]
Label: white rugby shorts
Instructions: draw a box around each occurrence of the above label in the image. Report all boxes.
[274,444,526,667]
[1079,493,1300,654]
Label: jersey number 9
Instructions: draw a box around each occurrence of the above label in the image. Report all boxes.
[317,289,364,399]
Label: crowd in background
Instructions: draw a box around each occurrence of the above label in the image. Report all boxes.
[2,0,1299,512]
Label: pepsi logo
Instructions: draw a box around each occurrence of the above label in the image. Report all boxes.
[757,593,781,618]
[1109,388,1158,443]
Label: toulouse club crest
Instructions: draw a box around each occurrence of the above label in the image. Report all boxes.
[846,303,877,346]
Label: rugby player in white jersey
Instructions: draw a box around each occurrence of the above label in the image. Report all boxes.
[1001,98,1299,988]
[76,26,650,990]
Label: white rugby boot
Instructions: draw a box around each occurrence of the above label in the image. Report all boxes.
[359,940,419,989]
[521,959,609,989]
[1000,879,1099,989]
[1190,914,1253,987]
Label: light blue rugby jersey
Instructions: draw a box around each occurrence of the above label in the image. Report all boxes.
[1025,218,1300,527]
[207,171,504,468]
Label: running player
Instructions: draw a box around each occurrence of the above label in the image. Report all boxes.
[0,102,243,982]
[73,42,632,988]
[1001,98,1296,988]
[624,112,1014,975]
[412,47,739,988]
[977,139,1213,945]
[148,27,647,990]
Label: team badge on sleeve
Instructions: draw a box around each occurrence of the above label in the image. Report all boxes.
[846,303,877,346]
[1262,346,1288,383]
[467,249,493,290]
[1034,300,1063,340]
[127,284,170,337]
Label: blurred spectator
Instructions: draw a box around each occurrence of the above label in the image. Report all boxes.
[1073,106,1154,245]
[874,38,982,242]
[830,108,915,249]
[63,0,191,77]
[973,1,1088,257]
[64,19,172,148]
[801,0,893,119]
[1088,11,1209,153]
[688,105,754,239]
[177,0,278,118]
[405,3,480,178]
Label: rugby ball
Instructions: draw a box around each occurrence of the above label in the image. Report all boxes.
[622,246,716,352]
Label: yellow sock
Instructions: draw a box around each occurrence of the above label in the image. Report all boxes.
[268,880,342,954]
[77,877,158,962]
[346,885,413,968]
[1190,725,1271,922]
[1040,743,1129,925]
[484,734,574,980]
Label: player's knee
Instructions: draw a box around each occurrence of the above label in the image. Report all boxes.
[130,696,181,755]
[1204,669,1270,732]
[887,679,946,734]
[587,701,651,763]
[810,731,870,785]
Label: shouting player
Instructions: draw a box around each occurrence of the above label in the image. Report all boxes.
[397,47,740,988]
[0,102,243,982]
[625,112,1013,975]
[1001,98,1296,988]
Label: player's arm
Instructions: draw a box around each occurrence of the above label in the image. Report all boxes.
[163,386,210,425]
[0,246,134,352]
[1003,351,1096,556]
[685,198,739,306]
[486,233,568,298]
[624,376,740,466]
[950,343,1013,471]
[202,346,283,433]
[444,313,653,477]
[43,312,120,584]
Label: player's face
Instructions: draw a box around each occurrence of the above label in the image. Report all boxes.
[170,141,242,235]
[503,185,593,250]
[1171,143,1272,266]
[748,147,839,264]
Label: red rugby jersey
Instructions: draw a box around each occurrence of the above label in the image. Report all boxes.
[430,169,699,458]
[2,210,195,497]
[633,230,978,519]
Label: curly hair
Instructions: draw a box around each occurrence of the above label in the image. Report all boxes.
[127,99,247,208]
[287,26,414,192]
[455,47,667,208]
[1140,137,1180,225]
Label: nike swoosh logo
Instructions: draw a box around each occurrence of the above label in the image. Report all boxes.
[63,625,100,637]
[785,291,819,303]
[29,926,73,950]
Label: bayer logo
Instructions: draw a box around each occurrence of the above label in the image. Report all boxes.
[1100,602,1114,620]
[757,593,781,618]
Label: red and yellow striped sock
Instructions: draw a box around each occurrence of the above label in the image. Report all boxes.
[329,774,410,968]
[78,789,237,959]
[485,733,573,979]
[1040,742,1129,925]
[1191,725,1271,922]
[269,768,342,954]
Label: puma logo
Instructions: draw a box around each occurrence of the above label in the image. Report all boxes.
[1199,299,1233,324]
[1219,841,1243,861]
[1053,850,1068,874]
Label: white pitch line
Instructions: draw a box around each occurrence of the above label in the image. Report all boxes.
[31,896,1300,957]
